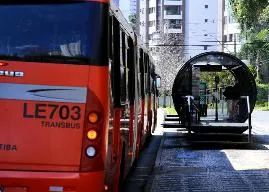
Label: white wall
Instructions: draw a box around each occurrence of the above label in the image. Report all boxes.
[164,0,182,6]
[184,0,222,59]
[223,0,242,54]
[148,0,157,34]
[139,0,147,42]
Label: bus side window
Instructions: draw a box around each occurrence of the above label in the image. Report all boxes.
[108,15,114,110]
[150,64,156,94]
[139,49,145,99]
[111,16,121,107]
[127,37,135,104]
[148,62,153,97]
[120,31,127,105]
[111,16,128,107]
[145,54,150,96]
[143,53,147,98]
[109,15,113,60]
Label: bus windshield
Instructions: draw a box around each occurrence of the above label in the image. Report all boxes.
[0,2,106,64]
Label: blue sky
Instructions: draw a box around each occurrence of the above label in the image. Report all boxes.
[119,0,130,19]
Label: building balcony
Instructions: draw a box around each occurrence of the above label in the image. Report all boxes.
[149,26,157,34]
[164,14,182,20]
[149,13,156,21]
[165,28,182,34]
[148,40,159,46]
[164,0,182,6]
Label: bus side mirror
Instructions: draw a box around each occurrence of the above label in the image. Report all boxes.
[156,76,161,89]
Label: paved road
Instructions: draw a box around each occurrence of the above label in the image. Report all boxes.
[252,111,269,133]
[124,110,269,192]
[146,133,269,191]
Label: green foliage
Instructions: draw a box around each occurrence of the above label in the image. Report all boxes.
[128,14,137,30]
[256,83,269,102]
[230,0,269,83]
[200,71,235,89]
[255,101,269,111]
[230,0,268,31]
[247,64,257,78]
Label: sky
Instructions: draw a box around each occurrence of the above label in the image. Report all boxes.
[119,0,130,20]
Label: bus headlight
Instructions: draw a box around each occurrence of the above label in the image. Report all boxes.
[86,146,96,157]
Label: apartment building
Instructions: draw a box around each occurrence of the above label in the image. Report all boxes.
[130,0,137,15]
[139,0,241,59]
[139,0,222,60]
[223,0,242,55]
[139,0,184,48]
[184,0,224,58]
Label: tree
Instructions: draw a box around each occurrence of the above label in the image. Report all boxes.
[230,0,268,31]
[128,14,137,31]
[150,32,185,95]
[230,0,269,83]
[200,71,235,90]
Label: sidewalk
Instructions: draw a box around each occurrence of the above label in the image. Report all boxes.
[144,110,269,192]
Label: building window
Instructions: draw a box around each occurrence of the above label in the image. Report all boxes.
[168,19,181,29]
[205,5,208,8]
[149,20,156,27]
[165,5,181,15]
[149,7,156,14]
[234,33,239,42]
[224,35,227,42]
[224,16,227,24]
[156,20,160,30]
[205,19,208,23]
[229,34,233,41]
[204,46,208,50]
[204,34,208,36]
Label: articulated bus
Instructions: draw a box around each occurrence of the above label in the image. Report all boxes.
[0,0,159,192]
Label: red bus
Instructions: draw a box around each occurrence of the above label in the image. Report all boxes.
[0,1,159,192]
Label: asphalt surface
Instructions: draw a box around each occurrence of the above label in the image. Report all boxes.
[124,110,269,192]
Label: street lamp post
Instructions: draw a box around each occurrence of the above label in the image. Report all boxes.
[267,86,269,108]
[215,75,219,121]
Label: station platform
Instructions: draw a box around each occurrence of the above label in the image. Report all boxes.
[163,111,249,134]
[124,109,269,192]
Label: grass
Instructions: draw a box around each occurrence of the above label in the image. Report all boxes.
[254,101,269,111]
[161,107,177,115]
[161,102,269,114]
